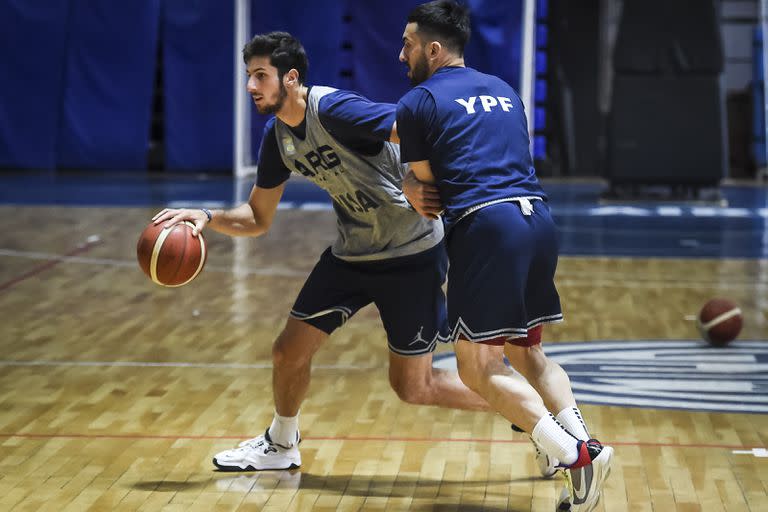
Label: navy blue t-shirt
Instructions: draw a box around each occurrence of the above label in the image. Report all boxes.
[256,88,395,188]
[396,66,546,229]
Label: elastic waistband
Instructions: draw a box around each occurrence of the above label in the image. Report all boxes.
[455,196,544,224]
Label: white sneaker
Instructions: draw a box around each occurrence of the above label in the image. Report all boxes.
[512,425,558,479]
[212,429,301,471]
[530,435,558,479]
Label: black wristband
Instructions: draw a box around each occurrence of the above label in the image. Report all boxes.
[201,208,213,222]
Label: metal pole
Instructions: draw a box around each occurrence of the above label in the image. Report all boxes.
[234,0,251,178]
[761,0,768,180]
[520,0,537,149]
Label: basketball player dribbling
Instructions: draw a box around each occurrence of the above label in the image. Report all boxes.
[152,31,501,472]
[394,2,613,510]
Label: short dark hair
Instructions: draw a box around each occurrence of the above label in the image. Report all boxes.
[408,1,471,55]
[242,31,308,83]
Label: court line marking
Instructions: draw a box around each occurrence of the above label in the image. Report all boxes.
[0,248,306,278]
[0,238,102,293]
[0,360,379,370]
[0,247,764,288]
[732,448,768,457]
[0,432,756,451]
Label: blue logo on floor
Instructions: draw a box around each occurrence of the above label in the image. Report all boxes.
[432,341,768,414]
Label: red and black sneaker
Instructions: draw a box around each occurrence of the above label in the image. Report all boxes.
[557,439,613,511]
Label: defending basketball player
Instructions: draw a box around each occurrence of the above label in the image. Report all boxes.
[152,31,493,472]
[394,2,613,510]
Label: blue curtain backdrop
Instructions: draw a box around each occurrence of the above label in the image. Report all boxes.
[0,0,525,172]
[247,0,524,164]
[0,1,70,169]
[349,0,522,104]
[56,1,160,170]
[246,0,346,164]
[163,0,234,171]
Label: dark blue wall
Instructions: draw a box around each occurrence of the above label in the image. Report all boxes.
[56,1,160,170]
[349,0,522,103]
[0,0,525,173]
[0,2,70,170]
[163,0,234,171]
[246,0,524,164]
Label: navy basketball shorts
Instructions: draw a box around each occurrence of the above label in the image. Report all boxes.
[290,242,449,356]
[445,200,563,346]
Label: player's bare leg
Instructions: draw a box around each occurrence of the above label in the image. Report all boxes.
[271,317,329,416]
[453,339,613,502]
[505,339,592,454]
[388,352,491,411]
[504,340,612,510]
[212,317,326,471]
[453,340,548,431]
[504,341,578,478]
[504,343,576,414]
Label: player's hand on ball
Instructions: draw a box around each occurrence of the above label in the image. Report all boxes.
[152,208,209,237]
[403,170,443,220]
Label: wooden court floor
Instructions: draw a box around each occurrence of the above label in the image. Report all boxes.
[0,205,766,511]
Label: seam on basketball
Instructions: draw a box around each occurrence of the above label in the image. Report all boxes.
[701,308,742,330]
[150,227,174,286]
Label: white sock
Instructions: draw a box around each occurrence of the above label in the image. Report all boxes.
[531,413,580,466]
[268,411,299,448]
[556,406,590,441]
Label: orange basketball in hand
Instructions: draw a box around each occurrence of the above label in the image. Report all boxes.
[136,221,207,287]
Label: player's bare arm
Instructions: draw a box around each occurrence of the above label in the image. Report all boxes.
[407,160,437,184]
[403,160,442,219]
[402,169,443,220]
[152,183,285,237]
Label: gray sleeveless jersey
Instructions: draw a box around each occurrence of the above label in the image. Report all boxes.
[273,86,443,262]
